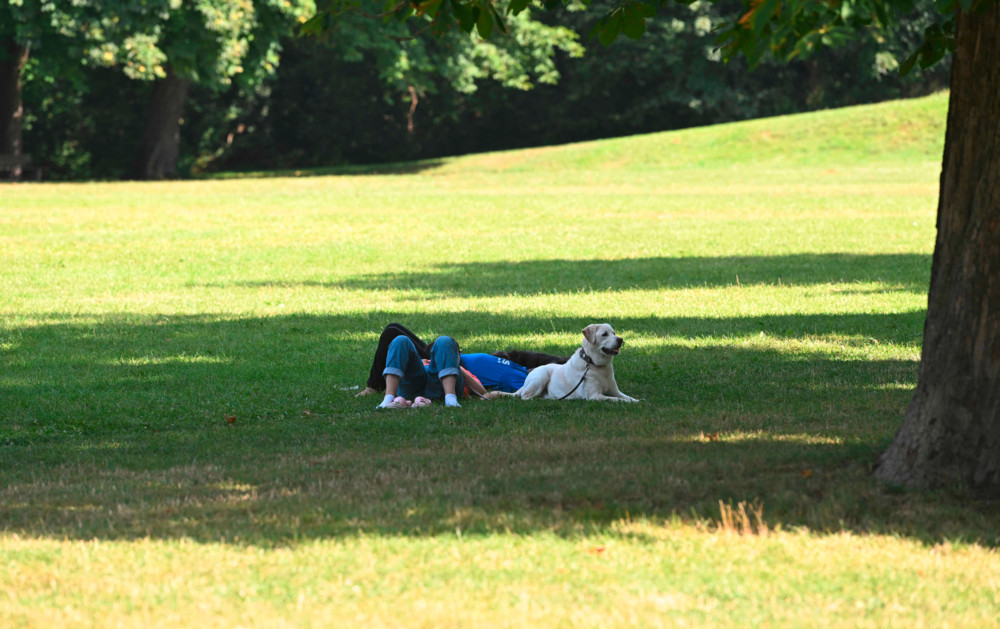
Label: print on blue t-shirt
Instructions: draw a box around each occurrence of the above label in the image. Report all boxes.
[459,353,528,392]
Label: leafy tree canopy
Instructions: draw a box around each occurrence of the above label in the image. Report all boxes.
[3,0,314,88]
[307,3,582,99]
[307,0,966,72]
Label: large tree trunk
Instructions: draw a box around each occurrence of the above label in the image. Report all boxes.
[133,65,191,180]
[0,40,29,174]
[874,4,1000,491]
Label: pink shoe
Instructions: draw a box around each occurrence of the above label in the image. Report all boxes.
[377,397,412,409]
[413,396,432,407]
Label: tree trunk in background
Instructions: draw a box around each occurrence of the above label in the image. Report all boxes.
[0,40,29,175]
[133,65,191,180]
[874,4,1000,492]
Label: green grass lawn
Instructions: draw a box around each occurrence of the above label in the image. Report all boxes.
[2,91,999,627]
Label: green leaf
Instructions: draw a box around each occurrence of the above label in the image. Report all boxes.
[750,0,778,36]
[476,7,493,38]
[840,0,855,21]
[621,6,646,40]
[299,14,325,36]
[818,26,855,47]
[413,0,443,17]
[870,1,892,27]
[597,12,623,46]
[899,48,919,75]
[488,3,508,34]
[622,17,646,39]
[919,42,947,68]
[786,31,818,60]
[633,1,657,18]
[508,0,531,15]
[452,0,476,32]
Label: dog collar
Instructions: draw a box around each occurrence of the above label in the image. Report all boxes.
[578,348,595,365]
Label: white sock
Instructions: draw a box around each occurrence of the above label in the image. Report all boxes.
[445,393,461,408]
[378,394,395,408]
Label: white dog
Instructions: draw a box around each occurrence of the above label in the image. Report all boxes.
[508,323,638,402]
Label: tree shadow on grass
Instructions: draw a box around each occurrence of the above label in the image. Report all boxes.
[218,253,932,296]
[3,308,997,547]
[203,159,447,180]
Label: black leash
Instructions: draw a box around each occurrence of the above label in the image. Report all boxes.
[558,349,593,400]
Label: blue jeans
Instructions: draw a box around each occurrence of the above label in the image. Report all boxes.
[383,335,464,400]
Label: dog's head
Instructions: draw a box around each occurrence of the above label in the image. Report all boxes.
[582,323,623,364]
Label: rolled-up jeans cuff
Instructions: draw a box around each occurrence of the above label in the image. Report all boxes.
[382,367,404,378]
[436,367,459,378]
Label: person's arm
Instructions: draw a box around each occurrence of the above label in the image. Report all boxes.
[462,367,489,399]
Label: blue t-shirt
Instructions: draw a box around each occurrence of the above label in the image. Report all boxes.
[460,353,528,392]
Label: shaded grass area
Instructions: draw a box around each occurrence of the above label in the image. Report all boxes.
[3,305,923,436]
[220,253,933,295]
[3,305,994,547]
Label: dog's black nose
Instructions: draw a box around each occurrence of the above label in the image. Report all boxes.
[615,337,623,348]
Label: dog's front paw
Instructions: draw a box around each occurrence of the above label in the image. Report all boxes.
[621,395,639,403]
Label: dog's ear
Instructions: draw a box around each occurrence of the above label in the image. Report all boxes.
[582,324,597,344]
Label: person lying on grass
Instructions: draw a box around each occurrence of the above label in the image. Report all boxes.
[356,323,568,409]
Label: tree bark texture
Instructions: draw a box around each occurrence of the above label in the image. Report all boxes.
[133,65,191,180]
[875,4,1000,491]
[0,40,29,163]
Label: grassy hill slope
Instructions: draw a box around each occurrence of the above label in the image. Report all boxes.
[427,91,948,174]
[218,92,949,179]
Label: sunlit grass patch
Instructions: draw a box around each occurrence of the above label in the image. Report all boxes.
[3,525,998,628]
